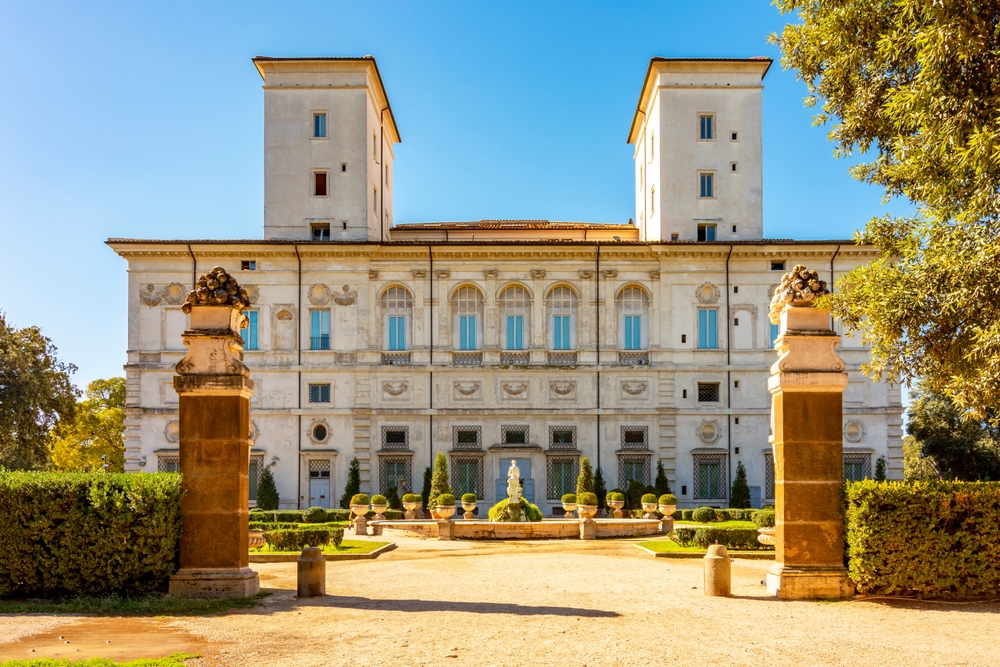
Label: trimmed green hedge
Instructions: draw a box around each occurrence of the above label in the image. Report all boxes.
[250,521,344,532]
[0,471,183,598]
[845,480,1000,598]
[249,508,351,523]
[262,527,344,551]
[670,527,770,551]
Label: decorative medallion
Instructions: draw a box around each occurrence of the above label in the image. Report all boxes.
[140,284,163,306]
[275,309,294,321]
[698,419,722,444]
[531,269,547,279]
[578,269,594,279]
[649,269,661,280]
[483,269,499,279]
[844,421,865,443]
[696,282,721,304]
[308,284,330,306]
[139,282,186,307]
[412,269,426,279]
[164,420,179,443]
[368,269,380,280]
[332,285,358,306]
[602,269,618,279]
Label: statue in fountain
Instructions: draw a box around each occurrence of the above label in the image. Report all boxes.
[490,459,531,522]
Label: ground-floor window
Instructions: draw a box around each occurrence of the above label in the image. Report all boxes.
[451,455,484,498]
[249,454,264,501]
[693,453,727,501]
[380,455,413,495]
[157,454,178,473]
[764,452,774,501]
[547,455,579,499]
[617,453,651,488]
[843,453,872,482]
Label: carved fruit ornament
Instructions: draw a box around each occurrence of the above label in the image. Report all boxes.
[183,266,252,313]
[768,264,830,324]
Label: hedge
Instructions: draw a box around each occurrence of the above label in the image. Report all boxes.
[0,471,183,598]
[250,521,344,532]
[249,508,351,523]
[670,527,771,551]
[262,527,345,551]
[845,480,1000,598]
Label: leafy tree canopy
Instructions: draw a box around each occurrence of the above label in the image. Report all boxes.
[0,312,78,469]
[907,385,1000,480]
[773,0,1000,420]
[50,377,126,472]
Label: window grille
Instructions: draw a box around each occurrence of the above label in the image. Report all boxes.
[379,456,411,495]
[450,456,484,498]
[546,286,577,351]
[843,453,872,482]
[764,452,775,500]
[547,455,580,499]
[381,286,412,351]
[308,384,331,403]
[502,425,529,445]
[381,426,409,450]
[693,453,728,500]
[452,426,482,450]
[549,426,576,450]
[308,459,330,476]
[499,285,530,351]
[312,423,328,442]
[157,454,179,473]
[617,287,648,351]
[697,383,720,402]
[620,425,648,450]
[249,454,264,501]
[617,453,651,488]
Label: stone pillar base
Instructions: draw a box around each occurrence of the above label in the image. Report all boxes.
[659,518,674,534]
[579,519,596,540]
[354,516,367,536]
[766,564,854,600]
[438,519,454,541]
[169,567,259,599]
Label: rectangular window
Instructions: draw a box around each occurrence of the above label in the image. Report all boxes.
[249,454,264,501]
[241,260,256,271]
[308,383,331,403]
[698,309,718,349]
[731,162,738,172]
[506,315,523,350]
[698,383,720,402]
[697,224,717,242]
[310,310,330,350]
[241,310,259,351]
[765,453,775,500]
[696,458,724,499]
[699,114,714,140]
[624,315,641,350]
[731,131,738,141]
[553,315,570,350]
[383,427,408,450]
[158,455,179,473]
[311,223,330,241]
[843,453,872,482]
[771,261,786,271]
[769,322,781,347]
[388,315,406,351]
[455,460,481,497]
[314,172,328,197]
[503,427,527,445]
[382,459,409,494]
[550,428,576,449]
[313,113,327,138]
[454,427,481,450]
[550,460,576,499]
[699,172,714,198]
[459,315,477,350]
[621,426,648,450]
[621,460,647,486]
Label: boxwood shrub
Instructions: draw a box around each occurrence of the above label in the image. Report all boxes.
[436,493,456,506]
[845,480,1000,598]
[250,508,350,523]
[640,493,657,504]
[606,491,625,503]
[370,494,388,506]
[263,527,345,551]
[752,509,775,528]
[461,493,477,504]
[691,506,717,523]
[578,492,598,506]
[561,493,577,504]
[680,509,694,521]
[402,493,422,503]
[659,494,678,506]
[694,527,769,550]
[0,471,183,598]
[304,506,327,523]
[350,493,370,506]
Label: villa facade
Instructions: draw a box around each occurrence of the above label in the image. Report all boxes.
[109,55,904,512]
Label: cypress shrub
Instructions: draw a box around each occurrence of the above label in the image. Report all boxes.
[594,466,607,509]
[340,458,362,509]
[845,480,1000,598]
[421,466,432,509]
[0,471,183,598]
[256,466,279,510]
[654,460,671,496]
[428,453,452,510]
[385,486,402,510]
[576,456,595,497]
[730,462,752,509]
[874,457,887,481]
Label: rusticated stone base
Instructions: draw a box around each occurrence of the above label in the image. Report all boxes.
[659,518,674,534]
[766,563,854,600]
[169,567,260,599]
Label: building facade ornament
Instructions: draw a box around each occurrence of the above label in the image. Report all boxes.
[455,381,480,396]
[242,284,260,304]
[139,282,187,307]
[844,420,865,443]
[331,285,358,306]
[502,381,528,396]
[368,269,380,280]
[578,269,593,279]
[530,269,547,279]
[383,382,407,396]
[550,380,575,396]
[698,419,722,444]
[602,269,618,279]
[182,267,251,313]
[769,264,829,324]
[695,282,720,304]
[307,284,330,305]
[621,381,647,396]
[435,269,451,279]
[483,269,499,279]
[411,269,426,279]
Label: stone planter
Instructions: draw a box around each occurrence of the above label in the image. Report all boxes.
[248,530,265,550]
[436,505,457,520]
[371,503,388,521]
[462,501,477,519]
[642,502,658,520]
[577,504,598,519]
[403,500,422,520]
[658,504,677,517]
[757,527,776,546]
[562,502,578,519]
[350,504,369,520]
[608,499,625,519]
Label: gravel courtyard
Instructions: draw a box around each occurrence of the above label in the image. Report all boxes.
[1,535,997,666]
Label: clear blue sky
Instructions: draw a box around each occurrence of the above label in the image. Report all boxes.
[0,0,912,389]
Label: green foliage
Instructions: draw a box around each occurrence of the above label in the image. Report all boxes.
[263,527,343,550]
[772,1,1000,420]
[487,498,543,522]
[730,461,751,509]
[303,506,327,523]
[428,452,452,510]
[0,653,202,666]
[719,508,755,521]
[350,493,369,506]
[256,466,279,510]
[625,480,655,510]
[593,466,607,509]
[370,494,387,506]
[680,509,694,521]
[363,509,403,520]
[670,527,697,546]
[640,493,657,504]
[606,491,625,502]
[421,466,432,508]
[659,494,677,506]
[693,527,770,551]
[575,456,595,497]
[752,509,776,528]
[875,457,887,481]
[654,460,671,496]
[577,492,597,506]
[436,493,455,506]
[691,506,717,523]
[340,458,362,509]
[903,435,937,481]
[845,480,1000,597]
[461,492,477,503]
[385,486,401,510]
[249,508,351,523]
[49,377,126,473]
[561,493,577,504]
[402,493,422,504]
[0,593,268,616]
[0,312,79,470]
[907,386,1000,480]
[0,471,182,597]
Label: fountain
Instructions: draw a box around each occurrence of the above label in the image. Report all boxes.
[491,459,528,522]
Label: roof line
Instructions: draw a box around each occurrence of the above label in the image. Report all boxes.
[106,238,861,247]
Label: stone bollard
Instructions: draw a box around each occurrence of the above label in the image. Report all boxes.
[703,544,731,596]
[579,519,596,540]
[297,546,326,598]
[659,517,674,535]
[354,515,367,536]
[437,519,454,541]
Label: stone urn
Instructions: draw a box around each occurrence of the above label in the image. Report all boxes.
[462,500,477,520]
[562,501,578,519]
[757,527,776,546]
[642,502,659,520]
[436,504,457,520]
[658,504,677,518]
[371,502,388,521]
[248,530,265,550]
[577,504,598,519]
[403,500,422,520]
[350,504,369,521]
[608,499,625,519]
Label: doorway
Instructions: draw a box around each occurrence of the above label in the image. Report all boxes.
[309,459,331,509]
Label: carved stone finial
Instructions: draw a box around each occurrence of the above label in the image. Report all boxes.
[183,266,251,313]
[768,264,829,324]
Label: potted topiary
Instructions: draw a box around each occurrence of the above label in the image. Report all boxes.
[461,493,478,519]
[435,493,457,520]
[606,491,626,519]
[402,493,423,520]
[577,492,598,519]
[658,493,678,516]
[370,494,388,521]
[350,493,370,535]
[561,493,578,519]
[641,493,659,519]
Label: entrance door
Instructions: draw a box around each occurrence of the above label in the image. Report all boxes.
[497,458,534,504]
[308,459,331,509]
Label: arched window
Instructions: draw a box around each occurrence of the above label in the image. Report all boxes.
[616,286,648,350]
[546,286,578,350]
[498,285,530,350]
[452,286,484,350]
[380,286,412,351]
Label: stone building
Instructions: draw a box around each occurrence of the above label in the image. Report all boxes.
[109,55,903,512]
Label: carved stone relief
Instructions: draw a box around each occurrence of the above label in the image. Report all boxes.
[531,269,547,279]
[452,380,482,401]
[243,284,260,304]
[271,304,296,351]
[548,380,577,401]
[696,282,720,304]
[499,380,529,401]
[698,419,722,444]
[308,284,330,306]
[139,282,186,307]
[619,379,649,400]
[380,379,410,402]
[844,420,865,443]
[331,285,358,306]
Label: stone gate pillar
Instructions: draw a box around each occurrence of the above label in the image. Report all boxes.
[168,266,259,599]
[766,265,853,600]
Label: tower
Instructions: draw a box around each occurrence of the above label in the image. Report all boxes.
[254,56,400,242]
[628,57,771,242]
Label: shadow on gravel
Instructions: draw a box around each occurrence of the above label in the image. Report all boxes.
[294,594,620,617]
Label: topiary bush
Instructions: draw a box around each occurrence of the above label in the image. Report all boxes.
[640,493,657,504]
[350,493,370,506]
[487,498,544,522]
[752,509,775,528]
[576,456,595,497]
[461,493,477,504]
[680,509,694,521]
[691,506,717,523]
[304,506,327,523]
[561,493,577,504]
[606,491,625,503]
[654,460,671,496]
[0,471,183,598]
[339,457,361,509]
[670,527,697,546]
[402,493,422,504]
[263,527,343,551]
[385,486,401,510]
[370,494,388,506]
[436,493,456,506]
[594,466,607,509]
[429,453,452,510]
[659,494,678,506]
[730,461,752,509]
[256,466,280,510]
[694,527,770,551]
[578,492,598,506]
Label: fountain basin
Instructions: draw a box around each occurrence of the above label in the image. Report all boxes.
[369,518,661,540]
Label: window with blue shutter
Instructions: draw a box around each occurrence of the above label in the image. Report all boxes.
[311,310,330,350]
[388,316,405,351]
[553,315,570,350]
[507,315,523,350]
[241,310,259,350]
[313,113,326,138]
[698,309,718,349]
[769,322,780,348]
[624,315,641,350]
[459,315,477,350]
[699,172,714,198]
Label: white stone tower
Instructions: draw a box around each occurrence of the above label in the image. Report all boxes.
[254,56,400,242]
[628,57,771,242]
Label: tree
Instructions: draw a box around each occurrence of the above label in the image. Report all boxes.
[730,461,751,508]
[421,466,432,508]
[907,386,1000,480]
[257,466,280,510]
[0,312,79,469]
[772,1,1000,420]
[903,435,938,481]
[50,377,126,472]
[428,452,452,510]
[654,460,671,496]
[594,466,607,510]
[874,457,887,481]
[575,456,595,497]
[339,457,361,509]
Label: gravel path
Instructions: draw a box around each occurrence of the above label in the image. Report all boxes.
[2,535,998,666]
